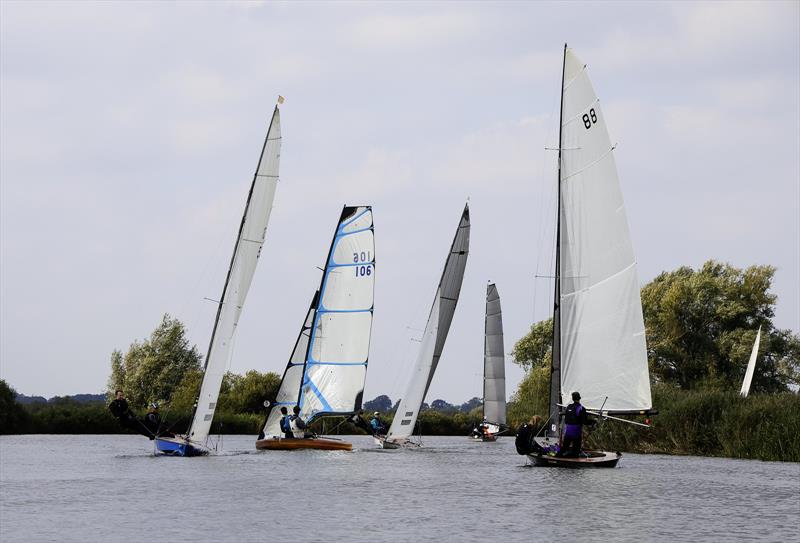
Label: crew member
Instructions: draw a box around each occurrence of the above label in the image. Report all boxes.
[370,412,387,435]
[108,389,136,430]
[559,391,595,457]
[290,406,308,438]
[143,403,162,437]
[347,410,373,435]
[280,406,294,438]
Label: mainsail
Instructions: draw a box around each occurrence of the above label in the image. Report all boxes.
[550,47,652,422]
[386,204,470,442]
[261,206,375,438]
[740,326,762,397]
[483,283,506,426]
[188,104,282,444]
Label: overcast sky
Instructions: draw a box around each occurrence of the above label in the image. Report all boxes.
[1,1,798,404]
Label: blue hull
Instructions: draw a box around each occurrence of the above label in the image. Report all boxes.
[154,437,208,457]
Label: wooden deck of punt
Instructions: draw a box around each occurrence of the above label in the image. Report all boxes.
[255,437,352,451]
[529,450,621,468]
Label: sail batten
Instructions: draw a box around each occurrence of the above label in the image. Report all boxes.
[188,105,282,444]
[483,283,506,426]
[387,205,470,442]
[554,48,652,414]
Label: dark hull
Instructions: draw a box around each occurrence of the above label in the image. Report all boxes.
[530,450,621,468]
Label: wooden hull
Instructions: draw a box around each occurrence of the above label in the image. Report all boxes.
[255,437,352,451]
[529,450,621,468]
[471,434,497,442]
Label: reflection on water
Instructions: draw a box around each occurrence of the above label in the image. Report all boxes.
[1,435,798,542]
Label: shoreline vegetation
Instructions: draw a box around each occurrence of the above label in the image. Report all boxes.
[2,380,798,462]
[2,261,798,462]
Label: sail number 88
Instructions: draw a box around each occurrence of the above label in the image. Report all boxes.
[582,108,597,129]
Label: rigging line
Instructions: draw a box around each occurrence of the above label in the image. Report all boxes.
[533,76,561,326]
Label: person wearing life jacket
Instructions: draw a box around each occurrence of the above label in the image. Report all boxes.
[515,415,545,455]
[369,412,387,435]
[279,406,294,438]
[346,409,373,435]
[143,403,162,438]
[559,391,595,457]
[289,405,308,438]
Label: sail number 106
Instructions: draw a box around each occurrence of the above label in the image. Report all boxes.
[353,251,372,277]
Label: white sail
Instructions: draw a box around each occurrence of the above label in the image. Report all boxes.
[483,283,506,425]
[558,49,651,413]
[387,294,440,442]
[188,106,282,443]
[386,205,470,442]
[261,293,318,438]
[740,326,762,397]
[299,206,375,422]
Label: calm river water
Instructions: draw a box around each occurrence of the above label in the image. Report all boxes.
[1,434,798,542]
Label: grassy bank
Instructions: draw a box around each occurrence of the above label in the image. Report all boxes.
[583,386,800,462]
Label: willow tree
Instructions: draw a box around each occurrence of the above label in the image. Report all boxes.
[642,261,799,392]
[107,314,202,408]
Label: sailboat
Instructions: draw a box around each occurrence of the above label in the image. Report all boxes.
[155,100,283,456]
[256,205,375,451]
[529,46,654,467]
[376,204,469,449]
[471,282,506,442]
[740,326,762,397]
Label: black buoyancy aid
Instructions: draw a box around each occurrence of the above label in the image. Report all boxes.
[515,424,534,455]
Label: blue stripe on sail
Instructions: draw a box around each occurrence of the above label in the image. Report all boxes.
[328,262,375,268]
[334,225,373,237]
[306,361,368,366]
[303,376,332,412]
[317,308,373,314]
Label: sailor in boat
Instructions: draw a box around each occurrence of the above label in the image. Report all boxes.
[289,406,309,438]
[557,392,596,457]
[108,389,150,438]
[142,403,174,439]
[515,416,549,455]
[143,403,161,436]
[346,409,374,435]
[471,424,483,439]
[369,412,387,436]
[280,406,294,438]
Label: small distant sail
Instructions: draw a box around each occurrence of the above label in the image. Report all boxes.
[483,283,506,427]
[740,326,762,397]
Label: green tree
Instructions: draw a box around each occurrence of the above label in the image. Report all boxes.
[506,364,550,427]
[107,314,202,409]
[0,379,31,434]
[511,318,553,372]
[218,370,281,413]
[642,261,799,391]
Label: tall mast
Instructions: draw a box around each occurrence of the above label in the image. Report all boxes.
[547,44,567,438]
[187,103,280,435]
